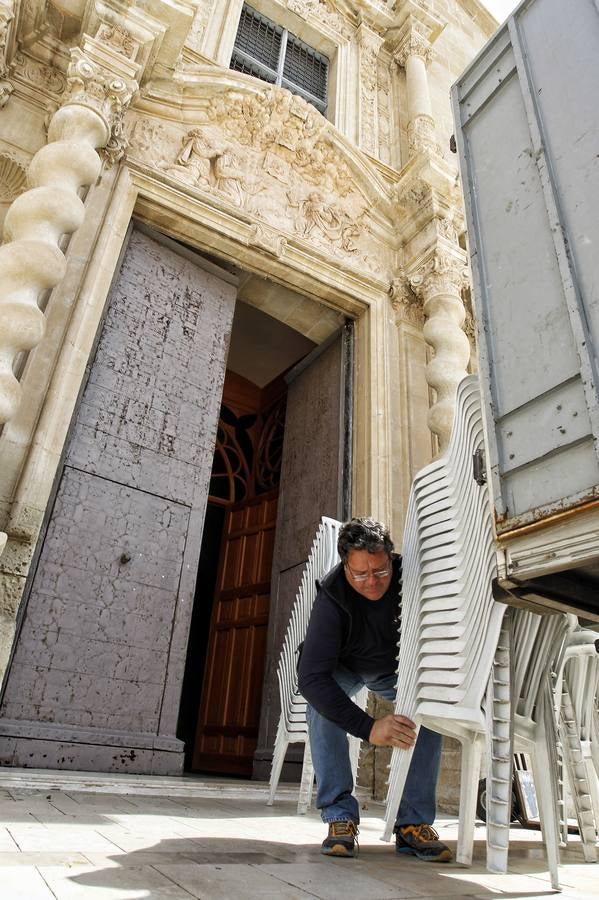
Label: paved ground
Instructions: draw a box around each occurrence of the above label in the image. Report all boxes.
[0,771,596,899]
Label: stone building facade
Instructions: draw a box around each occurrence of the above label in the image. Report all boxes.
[0,0,495,799]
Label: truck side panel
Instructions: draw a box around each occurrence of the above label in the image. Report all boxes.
[453,0,599,534]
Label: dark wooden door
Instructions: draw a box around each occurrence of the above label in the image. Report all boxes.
[192,491,278,774]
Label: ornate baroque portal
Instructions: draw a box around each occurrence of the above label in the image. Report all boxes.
[0,0,495,790]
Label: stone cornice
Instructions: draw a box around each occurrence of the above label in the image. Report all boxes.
[13,0,195,84]
[131,168,389,314]
[392,153,462,242]
[388,1,444,50]
[455,0,498,36]
[352,0,395,31]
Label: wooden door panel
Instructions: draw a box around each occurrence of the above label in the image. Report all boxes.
[192,492,277,774]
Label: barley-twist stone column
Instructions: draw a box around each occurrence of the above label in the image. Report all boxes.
[0,48,134,425]
[410,249,470,451]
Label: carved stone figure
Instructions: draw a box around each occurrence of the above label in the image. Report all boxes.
[214,145,246,207]
[288,187,362,252]
[169,127,220,187]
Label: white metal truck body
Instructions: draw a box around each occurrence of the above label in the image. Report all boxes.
[452,0,599,620]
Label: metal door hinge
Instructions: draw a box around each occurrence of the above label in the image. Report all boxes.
[473,448,487,485]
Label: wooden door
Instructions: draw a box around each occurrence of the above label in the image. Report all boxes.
[192,491,278,774]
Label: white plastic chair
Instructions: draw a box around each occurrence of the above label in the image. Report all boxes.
[267,517,368,814]
[558,628,599,856]
[507,609,577,887]
[382,375,507,868]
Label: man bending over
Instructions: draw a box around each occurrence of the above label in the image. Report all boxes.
[298,516,451,861]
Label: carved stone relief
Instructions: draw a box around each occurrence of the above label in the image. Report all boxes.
[390,274,424,328]
[0,1,14,107]
[286,0,354,40]
[129,85,389,276]
[96,23,137,60]
[377,57,391,166]
[13,51,67,98]
[462,286,476,345]
[407,114,439,156]
[393,175,431,216]
[185,0,215,54]
[410,246,468,303]
[393,20,434,67]
[358,26,381,157]
[0,153,27,203]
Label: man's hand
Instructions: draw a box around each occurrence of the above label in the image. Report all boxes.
[369,714,416,749]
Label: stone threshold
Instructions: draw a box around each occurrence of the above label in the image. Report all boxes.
[0,767,383,806]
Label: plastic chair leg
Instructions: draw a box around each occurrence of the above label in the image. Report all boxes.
[584,755,599,838]
[297,738,315,815]
[560,683,597,860]
[349,733,362,785]
[267,722,289,806]
[381,727,420,842]
[456,735,483,865]
[485,613,512,875]
[532,691,561,891]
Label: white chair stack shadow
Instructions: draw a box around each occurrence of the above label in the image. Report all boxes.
[558,627,599,856]
[382,375,507,865]
[267,516,368,814]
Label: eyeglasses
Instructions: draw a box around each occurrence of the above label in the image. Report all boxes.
[345,563,391,582]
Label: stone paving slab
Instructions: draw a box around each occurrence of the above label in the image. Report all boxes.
[0,773,596,899]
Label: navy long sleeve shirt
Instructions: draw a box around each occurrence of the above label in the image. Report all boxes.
[297,555,402,741]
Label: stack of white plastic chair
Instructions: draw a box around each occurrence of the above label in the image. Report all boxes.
[558,627,599,855]
[382,375,507,867]
[267,516,368,814]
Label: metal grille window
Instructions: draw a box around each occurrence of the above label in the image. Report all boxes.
[230,4,329,116]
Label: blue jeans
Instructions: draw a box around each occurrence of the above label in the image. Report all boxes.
[306,666,442,826]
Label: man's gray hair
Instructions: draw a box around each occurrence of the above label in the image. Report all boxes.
[337,517,394,563]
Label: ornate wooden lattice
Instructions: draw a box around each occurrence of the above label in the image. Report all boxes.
[209,394,286,503]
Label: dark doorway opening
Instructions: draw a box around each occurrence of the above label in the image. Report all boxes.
[177,502,226,772]
[178,300,317,776]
